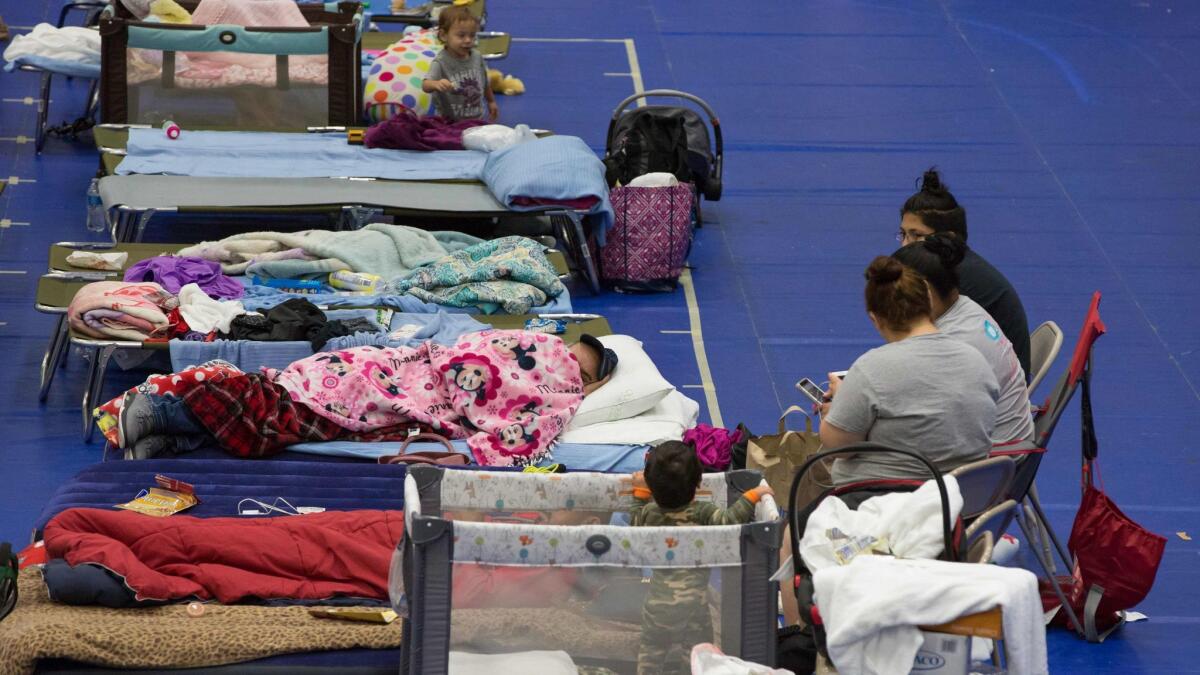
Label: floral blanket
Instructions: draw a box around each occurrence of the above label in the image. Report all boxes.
[267,329,583,466]
[390,236,565,315]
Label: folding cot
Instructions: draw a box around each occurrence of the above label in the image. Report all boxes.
[35,241,582,440]
[4,1,106,153]
[90,125,604,293]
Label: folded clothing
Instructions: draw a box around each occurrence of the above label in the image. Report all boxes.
[124,256,243,300]
[177,283,246,333]
[218,297,380,351]
[67,281,177,341]
[42,508,405,603]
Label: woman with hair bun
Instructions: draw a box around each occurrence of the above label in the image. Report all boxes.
[817,256,1000,485]
[893,233,1034,446]
[898,168,1032,378]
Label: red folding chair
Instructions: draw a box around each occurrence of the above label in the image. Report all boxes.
[988,291,1107,636]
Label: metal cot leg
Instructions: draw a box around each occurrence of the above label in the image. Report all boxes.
[38,315,69,402]
[35,71,53,155]
[552,212,600,294]
[80,345,115,442]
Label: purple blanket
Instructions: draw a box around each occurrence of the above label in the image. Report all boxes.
[364,109,487,151]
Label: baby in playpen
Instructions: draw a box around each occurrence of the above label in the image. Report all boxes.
[630,441,773,675]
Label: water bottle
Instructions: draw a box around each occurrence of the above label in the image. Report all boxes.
[85,178,106,233]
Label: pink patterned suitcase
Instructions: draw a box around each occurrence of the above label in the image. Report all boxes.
[600,184,695,292]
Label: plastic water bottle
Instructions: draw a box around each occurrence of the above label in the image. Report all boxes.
[85,178,106,233]
[163,120,181,140]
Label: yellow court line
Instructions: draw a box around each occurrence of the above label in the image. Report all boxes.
[679,269,724,427]
[621,39,724,426]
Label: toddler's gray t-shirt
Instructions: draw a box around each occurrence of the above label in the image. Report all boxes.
[426,49,486,120]
[823,333,999,485]
[936,296,1034,445]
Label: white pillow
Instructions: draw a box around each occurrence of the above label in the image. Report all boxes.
[563,389,700,445]
[570,334,673,427]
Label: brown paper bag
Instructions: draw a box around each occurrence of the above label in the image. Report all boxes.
[746,405,831,511]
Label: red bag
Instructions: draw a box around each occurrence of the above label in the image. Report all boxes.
[1040,313,1167,641]
[600,183,694,292]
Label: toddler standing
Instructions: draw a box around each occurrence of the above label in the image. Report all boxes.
[630,441,773,675]
[422,5,497,121]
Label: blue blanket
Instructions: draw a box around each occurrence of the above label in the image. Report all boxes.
[288,439,649,473]
[238,284,572,315]
[482,136,615,244]
[117,129,488,180]
[169,311,487,371]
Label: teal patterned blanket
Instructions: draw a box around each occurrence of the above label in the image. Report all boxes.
[390,237,566,315]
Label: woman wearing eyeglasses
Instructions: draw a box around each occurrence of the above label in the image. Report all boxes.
[110,330,618,467]
[898,169,1032,379]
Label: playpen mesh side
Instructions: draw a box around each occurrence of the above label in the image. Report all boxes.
[100,3,362,129]
[394,469,782,674]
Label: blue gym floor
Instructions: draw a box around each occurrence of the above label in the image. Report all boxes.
[1,1,1198,671]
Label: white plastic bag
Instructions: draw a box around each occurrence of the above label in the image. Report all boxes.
[461,124,537,152]
[690,643,795,675]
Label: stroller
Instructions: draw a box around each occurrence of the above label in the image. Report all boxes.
[781,445,967,672]
[603,89,723,226]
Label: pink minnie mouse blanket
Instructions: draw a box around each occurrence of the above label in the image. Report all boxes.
[265,330,584,466]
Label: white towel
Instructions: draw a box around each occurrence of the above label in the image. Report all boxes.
[800,476,963,572]
[177,283,245,334]
[814,556,1047,675]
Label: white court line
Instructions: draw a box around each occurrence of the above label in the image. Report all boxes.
[0,270,29,275]
[0,220,31,228]
[623,39,646,106]
[678,269,724,427]
[660,329,693,335]
[6,177,36,184]
[2,97,47,106]
[0,137,31,144]
[604,72,632,77]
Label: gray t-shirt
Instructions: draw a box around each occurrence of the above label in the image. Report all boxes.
[936,296,1034,445]
[824,333,999,485]
[426,49,487,120]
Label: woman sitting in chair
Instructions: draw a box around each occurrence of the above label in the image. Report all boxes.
[818,256,1000,485]
[892,233,1034,446]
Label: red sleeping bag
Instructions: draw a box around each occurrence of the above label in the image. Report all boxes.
[43,508,404,603]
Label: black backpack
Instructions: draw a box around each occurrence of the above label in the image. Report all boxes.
[604,113,693,187]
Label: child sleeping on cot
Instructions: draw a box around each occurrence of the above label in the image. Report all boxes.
[630,441,773,675]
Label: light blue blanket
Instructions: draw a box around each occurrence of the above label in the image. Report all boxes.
[482,135,615,244]
[117,129,489,180]
[4,55,100,79]
[169,311,487,371]
[287,439,649,473]
[238,284,572,315]
[187,224,482,281]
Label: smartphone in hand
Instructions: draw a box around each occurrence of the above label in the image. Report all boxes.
[795,378,827,406]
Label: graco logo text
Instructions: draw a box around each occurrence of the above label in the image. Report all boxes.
[913,650,947,670]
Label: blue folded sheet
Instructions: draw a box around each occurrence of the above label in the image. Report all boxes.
[117,129,488,180]
[481,136,615,244]
[287,439,649,473]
